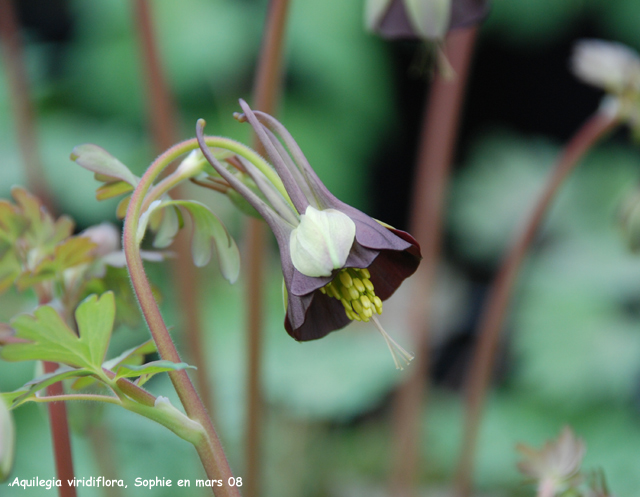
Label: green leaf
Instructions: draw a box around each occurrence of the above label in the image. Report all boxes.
[136,199,240,283]
[10,187,75,249]
[11,367,95,408]
[96,180,134,201]
[103,339,156,371]
[15,236,98,290]
[1,292,115,371]
[116,195,131,219]
[76,293,116,368]
[0,200,28,244]
[165,200,240,282]
[115,360,195,380]
[71,144,139,187]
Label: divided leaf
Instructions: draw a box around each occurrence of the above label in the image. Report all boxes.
[102,339,156,371]
[15,236,98,290]
[136,199,240,283]
[10,367,95,408]
[1,292,115,371]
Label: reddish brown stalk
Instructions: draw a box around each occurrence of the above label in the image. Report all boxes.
[453,110,618,497]
[388,27,478,497]
[0,0,55,212]
[132,0,215,418]
[245,1,290,497]
[43,360,78,497]
[0,34,74,471]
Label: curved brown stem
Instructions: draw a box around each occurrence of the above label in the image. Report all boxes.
[0,0,55,212]
[388,27,478,497]
[244,2,291,497]
[453,110,619,497]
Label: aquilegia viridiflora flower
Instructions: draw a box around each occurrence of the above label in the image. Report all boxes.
[196,100,421,369]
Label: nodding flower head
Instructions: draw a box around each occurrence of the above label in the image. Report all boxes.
[365,0,490,41]
[196,100,421,369]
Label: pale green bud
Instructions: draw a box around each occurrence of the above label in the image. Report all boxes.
[0,397,15,482]
[289,206,356,277]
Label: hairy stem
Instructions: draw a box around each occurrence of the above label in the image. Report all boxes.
[453,109,619,497]
[388,27,478,497]
[132,0,218,423]
[244,1,290,497]
[123,138,245,496]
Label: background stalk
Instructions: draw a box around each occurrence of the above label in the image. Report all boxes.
[43,361,78,497]
[132,0,216,418]
[1,1,75,485]
[453,110,618,497]
[245,2,290,497]
[0,0,55,213]
[388,27,478,497]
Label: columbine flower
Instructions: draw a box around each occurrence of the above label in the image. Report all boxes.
[365,0,490,40]
[517,426,585,495]
[572,39,640,95]
[196,100,421,369]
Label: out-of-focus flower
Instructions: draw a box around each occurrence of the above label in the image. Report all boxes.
[80,223,121,258]
[572,39,640,95]
[0,396,15,481]
[517,426,585,494]
[365,0,490,40]
[196,100,421,368]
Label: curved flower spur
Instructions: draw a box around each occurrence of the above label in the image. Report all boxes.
[196,100,421,369]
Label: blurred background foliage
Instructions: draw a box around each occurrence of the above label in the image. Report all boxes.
[2,0,640,496]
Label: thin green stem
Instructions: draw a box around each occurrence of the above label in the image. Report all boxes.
[31,391,206,446]
[32,394,121,405]
[123,137,243,497]
[453,109,619,497]
[140,138,288,214]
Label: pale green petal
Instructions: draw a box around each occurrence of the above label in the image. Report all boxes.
[404,0,451,40]
[289,207,356,277]
[365,0,394,31]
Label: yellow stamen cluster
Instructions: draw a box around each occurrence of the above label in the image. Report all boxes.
[319,267,383,322]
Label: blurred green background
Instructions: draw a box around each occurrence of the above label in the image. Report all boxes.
[2,0,640,496]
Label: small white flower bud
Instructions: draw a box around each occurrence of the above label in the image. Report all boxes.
[0,397,15,482]
[572,39,640,94]
[80,222,120,257]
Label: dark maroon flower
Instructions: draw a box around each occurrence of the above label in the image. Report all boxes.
[196,100,421,368]
[366,0,490,40]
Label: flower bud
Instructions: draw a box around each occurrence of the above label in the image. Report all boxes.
[0,397,15,482]
[572,39,640,94]
[366,0,489,40]
[80,222,120,257]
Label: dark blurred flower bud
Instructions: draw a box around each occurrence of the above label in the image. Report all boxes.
[365,0,490,40]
